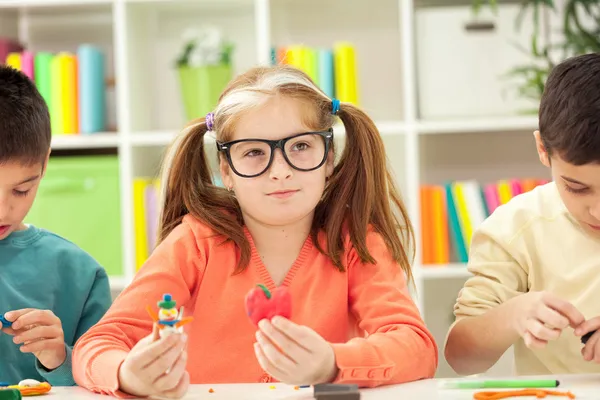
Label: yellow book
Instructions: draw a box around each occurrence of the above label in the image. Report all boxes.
[304,47,318,83]
[286,45,305,72]
[453,182,473,252]
[333,42,358,104]
[133,178,150,270]
[60,53,78,134]
[6,52,21,70]
[50,55,63,135]
[497,180,513,205]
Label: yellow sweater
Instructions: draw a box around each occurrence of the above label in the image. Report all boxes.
[453,181,600,375]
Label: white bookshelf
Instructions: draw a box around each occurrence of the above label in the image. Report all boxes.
[1,0,550,377]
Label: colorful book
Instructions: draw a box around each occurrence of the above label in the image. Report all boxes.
[420,186,434,264]
[50,55,64,135]
[78,45,106,134]
[430,186,449,264]
[318,49,334,98]
[60,53,78,134]
[133,178,150,270]
[484,183,501,215]
[333,42,358,104]
[444,182,468,263]
[421,178,549,265]
[20,51,34,80]
[6,52,21,70]
[34,52,54,109]
[497,180,513,205]
[0,39,22,64]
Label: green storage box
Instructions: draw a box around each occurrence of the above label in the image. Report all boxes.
[178,64,232,121]
[25,155,122,276]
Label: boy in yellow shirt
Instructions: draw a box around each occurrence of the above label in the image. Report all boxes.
[444,53,600,376]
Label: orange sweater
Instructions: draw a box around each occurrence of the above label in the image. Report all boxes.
[72,215,437,396]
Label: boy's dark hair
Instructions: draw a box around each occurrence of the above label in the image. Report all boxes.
[0,65,51,165]
[539,53,600,165]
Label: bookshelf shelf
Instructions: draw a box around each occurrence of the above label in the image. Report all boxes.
[0,0,112,8]
[51,133,120,149]
[417,116,539,135]
[414,264,471,280]
[108,276,129,292]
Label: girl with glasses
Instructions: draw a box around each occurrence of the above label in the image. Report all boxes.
[72,65,438,399]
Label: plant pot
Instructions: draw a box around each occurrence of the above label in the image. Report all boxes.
[177,64,232,121]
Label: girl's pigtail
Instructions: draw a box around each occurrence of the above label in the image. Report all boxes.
[315,103,414,282]
[157,119,249,271]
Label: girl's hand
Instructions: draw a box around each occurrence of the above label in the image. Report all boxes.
[254,317,338,385]
[118,324,189,399]
[575,316,600,362]
[3,309,66,370]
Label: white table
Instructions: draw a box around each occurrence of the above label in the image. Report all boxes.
[38,374,600,399]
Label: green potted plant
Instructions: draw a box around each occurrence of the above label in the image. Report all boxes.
[473,0,600,109]
[176,27,234,121]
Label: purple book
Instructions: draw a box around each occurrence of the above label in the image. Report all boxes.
[145,183,159,252]
[0,38,23,64]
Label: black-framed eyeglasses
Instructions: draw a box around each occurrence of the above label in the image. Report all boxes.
[216,129,333,178]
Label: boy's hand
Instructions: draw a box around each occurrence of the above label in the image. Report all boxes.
[2,309,67,370]
[118,324,189,399]
[514,292,585,349]
[254,317,338,386]
[574,316,600,362]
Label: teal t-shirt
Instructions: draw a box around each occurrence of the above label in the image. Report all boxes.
[0,225,112,386]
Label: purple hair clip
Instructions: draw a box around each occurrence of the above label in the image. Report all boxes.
[206,112,215,131]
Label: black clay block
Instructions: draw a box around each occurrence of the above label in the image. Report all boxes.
[314,384,359,393]
[314,384,360,400]
[314,390,360,400]
[582,330,597,344]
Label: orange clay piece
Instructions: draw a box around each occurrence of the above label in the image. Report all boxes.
[5,382,52,396]
[473,389,576,400]
[208,388,214,393]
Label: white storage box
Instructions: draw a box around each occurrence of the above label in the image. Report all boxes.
[415,4,541,119]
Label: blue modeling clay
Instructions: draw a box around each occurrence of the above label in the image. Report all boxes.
[0,314,12,328]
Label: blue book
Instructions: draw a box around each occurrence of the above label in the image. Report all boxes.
[78,44,106,134]
[317,49,334,98]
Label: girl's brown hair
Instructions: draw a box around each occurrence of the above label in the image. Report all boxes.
[158,65,415,282]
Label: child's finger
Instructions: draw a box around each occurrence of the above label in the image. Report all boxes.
[254,341,287,379]
[13,325,61,344]
[1,327,18,336]
[543,296,585,327]
[574,316,600,336]
[582,331,600,361]
[160,371,190,400]
[259,320,307,363]
[11,310,59,330]
[535,306,569,330]
[523,331,547,349]
[4,309,36,323]
[153,323,160,342]
[256,329,299,369]
[20,337,63,353]
[525,318,561,341]
[144,335,188,381]
[271,317,314,350]
[153,349,188,393]
[129,333,181,369]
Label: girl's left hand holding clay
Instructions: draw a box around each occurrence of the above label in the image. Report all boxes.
[2,308,66,370]
[254,316,339,385]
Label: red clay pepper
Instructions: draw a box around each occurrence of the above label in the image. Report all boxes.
[245,284,292,326]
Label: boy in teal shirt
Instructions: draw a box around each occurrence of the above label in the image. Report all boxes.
[0,66,112,386]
